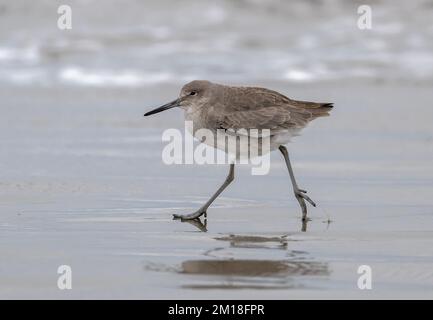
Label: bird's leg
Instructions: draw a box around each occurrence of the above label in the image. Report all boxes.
[279,145,316,221]
[173,163,235,221]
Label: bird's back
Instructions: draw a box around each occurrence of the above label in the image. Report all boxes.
[208,84,333,134]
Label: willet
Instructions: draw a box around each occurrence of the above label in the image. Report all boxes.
[144,80,333,222]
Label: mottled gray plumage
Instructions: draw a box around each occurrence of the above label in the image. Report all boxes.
[180,80,332,136]
[144,80,333,225]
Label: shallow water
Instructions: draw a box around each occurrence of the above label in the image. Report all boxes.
[1,83,432,299]
[1,0,433,299]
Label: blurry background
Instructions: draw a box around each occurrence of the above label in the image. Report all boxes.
[1,0,433,299]
[1,0,433,86]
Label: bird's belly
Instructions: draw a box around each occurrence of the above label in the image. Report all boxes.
[270,129,300,147]
[187,117,299,160]
[196,130,296,160]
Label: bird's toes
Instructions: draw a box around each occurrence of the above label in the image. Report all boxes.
[296,191,316,207]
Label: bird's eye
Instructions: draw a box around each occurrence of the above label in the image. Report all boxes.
[189,91,197,96]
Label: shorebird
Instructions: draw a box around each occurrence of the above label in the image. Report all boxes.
[144,80,333,222]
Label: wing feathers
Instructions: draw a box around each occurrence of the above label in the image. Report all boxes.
[208,86,333,134]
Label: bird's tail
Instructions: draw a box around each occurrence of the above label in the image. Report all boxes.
[298,101,334,118]
[314,102,333,117]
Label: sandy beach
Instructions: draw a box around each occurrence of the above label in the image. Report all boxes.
[1,82,432,299]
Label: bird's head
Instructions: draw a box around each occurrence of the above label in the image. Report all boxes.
[144,80,213,117]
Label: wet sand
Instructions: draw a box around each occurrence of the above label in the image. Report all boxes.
[1,83,433,299]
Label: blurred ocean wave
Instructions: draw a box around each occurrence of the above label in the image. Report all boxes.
[0,0,432,87]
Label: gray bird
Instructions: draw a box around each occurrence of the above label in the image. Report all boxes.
[144,80,333,222]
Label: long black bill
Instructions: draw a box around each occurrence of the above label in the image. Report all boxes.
[144,98,180,116]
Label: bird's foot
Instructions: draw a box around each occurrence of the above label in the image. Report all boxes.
[295,189,316,207]
[294,188,316,221]
[173,210,207,221]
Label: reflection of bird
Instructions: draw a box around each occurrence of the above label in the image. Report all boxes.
[144,80,333,222]
[181,217,207,232]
